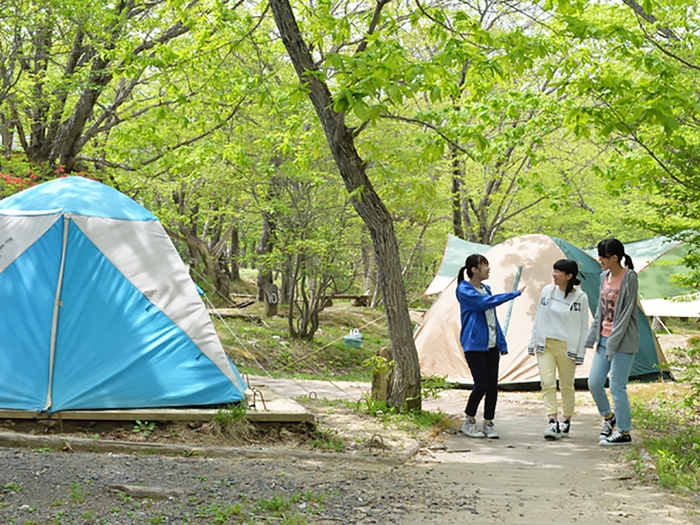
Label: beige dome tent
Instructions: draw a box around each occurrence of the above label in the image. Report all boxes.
[414,234,669,389]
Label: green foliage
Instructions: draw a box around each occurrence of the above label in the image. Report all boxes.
[668,338,700,410]
[213,403,252,441]
[206,503,241,524]
[630,390,700,492]
[214,403,248,426]
[421,375,451,400]
[352,393,450,431]
[70,481,85,504]
[310,427,345,452]
[361,355,393,375]
[132,420,156,437]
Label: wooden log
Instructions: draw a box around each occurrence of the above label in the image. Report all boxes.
[207,309,261,321]
[108,484,193,500]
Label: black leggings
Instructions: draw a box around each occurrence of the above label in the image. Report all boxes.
[464,347,500,421]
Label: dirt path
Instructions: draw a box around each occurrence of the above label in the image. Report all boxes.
[415,391,697,524]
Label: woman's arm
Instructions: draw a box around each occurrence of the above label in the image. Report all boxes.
[456,284,521,312]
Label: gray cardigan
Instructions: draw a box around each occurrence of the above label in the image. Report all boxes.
[584,269,640,358]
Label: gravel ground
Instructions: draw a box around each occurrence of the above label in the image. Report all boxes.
[0,447,470,524]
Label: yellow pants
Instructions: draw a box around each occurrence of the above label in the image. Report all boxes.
[536,338,576,417]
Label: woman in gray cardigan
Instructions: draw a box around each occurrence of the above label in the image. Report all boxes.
[585,238,639,446]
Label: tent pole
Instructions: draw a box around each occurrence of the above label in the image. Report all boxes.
[44,215,69,413]
[503,266,522,334]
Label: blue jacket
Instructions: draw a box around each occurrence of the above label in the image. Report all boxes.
[456,280,522,354]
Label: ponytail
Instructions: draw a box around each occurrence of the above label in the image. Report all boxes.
[458,254,489,283]
[457,265,468,283]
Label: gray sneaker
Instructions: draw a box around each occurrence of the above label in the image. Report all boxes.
[461,419,485,438]
[482,421,499,439]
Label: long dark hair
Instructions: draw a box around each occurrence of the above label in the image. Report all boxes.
[458,254,489,283]
[597,238,634,270]
[553,259,580,298]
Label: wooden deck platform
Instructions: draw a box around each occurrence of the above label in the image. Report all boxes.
[0,383,316,425]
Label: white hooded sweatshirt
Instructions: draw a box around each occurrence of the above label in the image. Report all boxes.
[528,284,589,364]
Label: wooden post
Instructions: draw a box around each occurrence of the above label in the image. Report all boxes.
[264,283,279,317]
[371,347,394,403]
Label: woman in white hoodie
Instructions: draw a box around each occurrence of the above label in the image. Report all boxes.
[528,259,589,440]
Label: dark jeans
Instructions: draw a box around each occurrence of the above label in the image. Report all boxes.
[464,347,500,420]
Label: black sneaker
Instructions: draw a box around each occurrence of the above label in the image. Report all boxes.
[599,415,616,442]
[560,420,571,436]
[600,431,632,446]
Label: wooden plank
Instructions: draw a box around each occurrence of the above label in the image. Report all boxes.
[0,386,317,425]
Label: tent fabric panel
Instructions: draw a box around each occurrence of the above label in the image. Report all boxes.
[424,234,490,295]
[0,214,60,274]
[641,297,700,317]
[0,177,156,221]
[50,225,244,412]
[624,236,679,270]
[551,236,604,316]
[0,219,64,410]
[484,235,594,385]
[73,216,246,394]
[631,308,667,380]
[637,244,693,300]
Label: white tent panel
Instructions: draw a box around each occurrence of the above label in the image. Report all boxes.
[74,215,245,392]
[0,214,60,273]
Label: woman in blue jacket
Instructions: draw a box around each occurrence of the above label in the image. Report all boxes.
[457,254,525,438]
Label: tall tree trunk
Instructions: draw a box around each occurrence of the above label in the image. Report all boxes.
[269,0,421,410]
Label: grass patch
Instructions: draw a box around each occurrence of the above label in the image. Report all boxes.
[629,383,700,493]
[310,427,345,452]
[213,403,253,442]
[70,481,85,504]
[214,301,387,381]
[347,394,452,436]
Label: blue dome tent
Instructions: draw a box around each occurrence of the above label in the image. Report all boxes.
[0,177,247,413]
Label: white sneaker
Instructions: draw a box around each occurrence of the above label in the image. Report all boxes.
[482,421,499,439]
[461,419,485,438]
[544,419,561,440]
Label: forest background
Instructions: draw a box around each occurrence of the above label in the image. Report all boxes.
[1,0,700,410]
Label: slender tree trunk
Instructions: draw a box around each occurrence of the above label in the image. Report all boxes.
[449,144,464,238]
[0,110,12,157]
[256,208,274,302]
[269,0,421,410]
[230,225,240,282]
